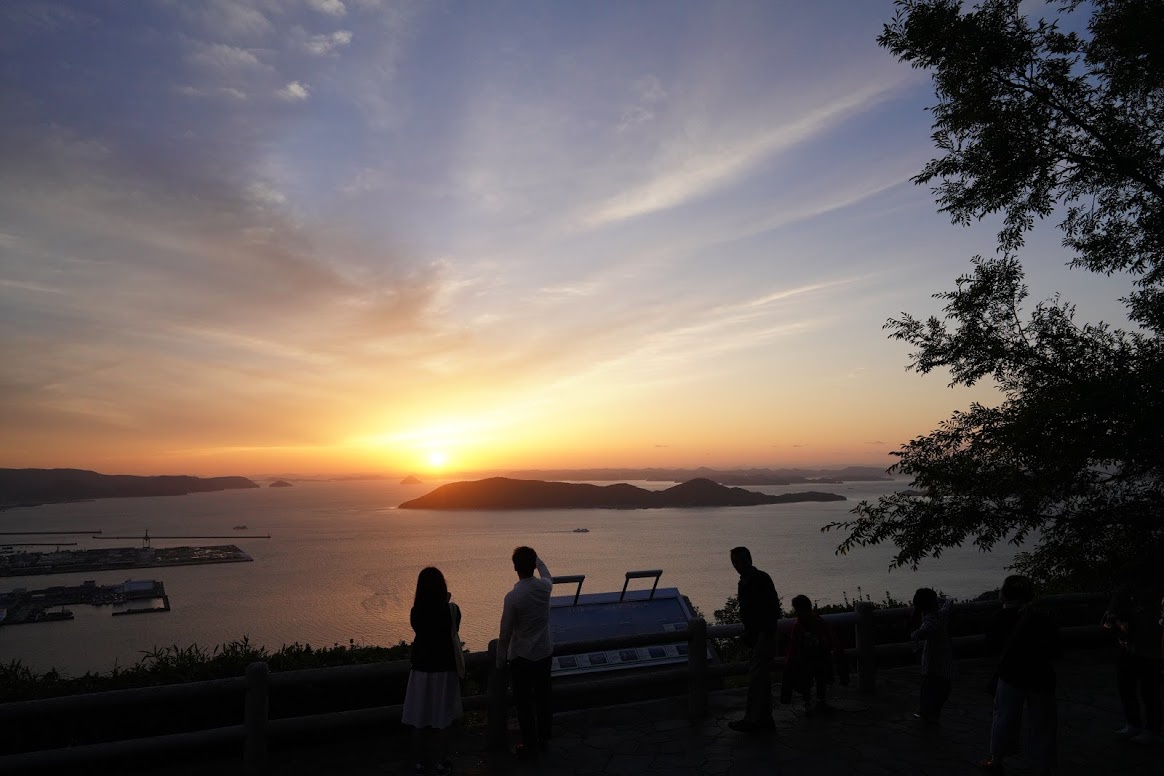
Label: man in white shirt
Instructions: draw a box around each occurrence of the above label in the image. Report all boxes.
[497,546,553,757]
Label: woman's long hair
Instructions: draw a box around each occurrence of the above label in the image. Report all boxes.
[414,566,448,609]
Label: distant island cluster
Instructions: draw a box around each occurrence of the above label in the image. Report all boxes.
[502,466,890,485]
[0,466,888,510]
[398,477,846,510]
[242,466,891,485]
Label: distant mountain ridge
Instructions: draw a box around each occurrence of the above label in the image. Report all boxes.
[503,466,891,485]
[398,477,846,510]
[0,468,260,509]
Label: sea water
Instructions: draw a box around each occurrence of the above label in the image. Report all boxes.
[0,478,1019,674]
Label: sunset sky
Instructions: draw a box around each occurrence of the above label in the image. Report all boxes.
[0,1,1134,477]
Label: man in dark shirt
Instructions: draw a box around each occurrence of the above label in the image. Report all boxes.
[729,546,780,733]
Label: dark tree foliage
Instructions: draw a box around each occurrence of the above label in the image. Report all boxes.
[825,0,1164,589]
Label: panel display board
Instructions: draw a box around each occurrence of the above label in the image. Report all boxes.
[548,587,704,676]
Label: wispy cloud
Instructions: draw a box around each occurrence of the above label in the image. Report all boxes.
[186,41,264,71]
[0,278,65,294]
[339,1,420,129]
[308,0,347,18]
[175,84,248,100]
[276,81,311,101]
[186,1,273,40]
[580,80,904,228]
[618,74,668,131]
[298,29,354,56]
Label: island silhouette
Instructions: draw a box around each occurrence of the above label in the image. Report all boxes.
[0,468,260,509]
[501,466,890,484]
[397,477,845,510]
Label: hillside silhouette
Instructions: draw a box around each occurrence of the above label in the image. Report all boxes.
[0,468,260,509]
[398,477,845,510]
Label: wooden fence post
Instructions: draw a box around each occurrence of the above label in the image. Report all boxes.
[244,661,270,774]
[486,639,509,751]
[688,618,708,719]
[855,602,877,693]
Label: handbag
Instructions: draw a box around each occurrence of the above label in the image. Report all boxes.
[449,602,466,679]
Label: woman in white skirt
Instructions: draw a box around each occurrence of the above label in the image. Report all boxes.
[402,567,463,775]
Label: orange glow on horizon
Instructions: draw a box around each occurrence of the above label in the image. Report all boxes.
[1,376,998,477]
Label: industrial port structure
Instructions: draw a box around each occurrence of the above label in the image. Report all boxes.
[0,579,170,625]
[0,528,270,577]
[0,544,254,577]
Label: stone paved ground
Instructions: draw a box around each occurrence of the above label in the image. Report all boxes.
[148,648,1159,775]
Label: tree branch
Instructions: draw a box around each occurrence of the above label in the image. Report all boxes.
[999,73,1164,201]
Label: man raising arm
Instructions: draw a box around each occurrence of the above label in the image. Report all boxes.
[498,547,553,758]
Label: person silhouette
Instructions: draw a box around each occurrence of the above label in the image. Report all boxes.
[401,567,463,776]
[979,575,1059,774]
[911,587,954,723]
[780,594,836,715]
[728,546,779,733]
[1104,574,1163,746]
[497,546,554,758]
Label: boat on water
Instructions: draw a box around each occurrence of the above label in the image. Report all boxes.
[233,525,248,530]
[573,528,590,533]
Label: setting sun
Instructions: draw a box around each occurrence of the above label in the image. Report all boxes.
[427,451,448,469]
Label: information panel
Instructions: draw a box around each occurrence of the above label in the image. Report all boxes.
[548,587,702,676]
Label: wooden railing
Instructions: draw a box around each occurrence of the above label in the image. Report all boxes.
[0,593,1108,774]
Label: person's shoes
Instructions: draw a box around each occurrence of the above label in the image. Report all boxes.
[1129,730,1160,746]
[729,718,775,734]
[511,744,538,760]
[1114,724,1141,739]
[434,760,453,775]
[413,763,428,775]
[977,757,1004,772]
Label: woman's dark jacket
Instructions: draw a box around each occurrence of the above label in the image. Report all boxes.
[410,602,461,672]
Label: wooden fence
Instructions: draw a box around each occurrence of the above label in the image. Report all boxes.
[0,593,1108,774]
